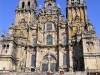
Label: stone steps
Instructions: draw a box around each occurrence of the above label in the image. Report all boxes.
[0,72,87,75]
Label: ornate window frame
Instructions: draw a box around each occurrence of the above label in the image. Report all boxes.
[46,35,52,45]
[46,23,52,31]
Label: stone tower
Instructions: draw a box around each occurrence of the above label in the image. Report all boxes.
[67,0,100,71]
[15,0,37,24]
[0,31,17,71]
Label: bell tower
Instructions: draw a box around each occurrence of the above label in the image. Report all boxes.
[66,0,87,71]
[67,0,87,39]
[15,0,37,25]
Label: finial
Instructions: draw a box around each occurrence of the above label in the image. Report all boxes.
[1,30,5,37]
[58,4,61,9]
[39,5,42,10]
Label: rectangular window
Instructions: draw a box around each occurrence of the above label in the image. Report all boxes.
[46,23,52,31]
[63,54,67,65]
[31,55,36,67]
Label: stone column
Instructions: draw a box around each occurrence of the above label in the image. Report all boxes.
[69,46,73,71]
[36,48,40,71]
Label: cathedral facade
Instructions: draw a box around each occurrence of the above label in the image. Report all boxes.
[0,0,100,73]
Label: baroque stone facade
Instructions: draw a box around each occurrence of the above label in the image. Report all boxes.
[0,0,100,74]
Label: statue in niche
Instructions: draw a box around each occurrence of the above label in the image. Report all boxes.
[74,60,78,71]
[76,25,82,34]
[79,60,84,71]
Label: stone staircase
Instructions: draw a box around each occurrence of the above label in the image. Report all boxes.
[0,72,87,75]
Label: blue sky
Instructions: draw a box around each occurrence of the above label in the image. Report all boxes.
[0,0,100,38]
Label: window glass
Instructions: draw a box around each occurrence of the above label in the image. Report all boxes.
[33,38,37,45]
[63,54,67,65]
[42,64,48,71]
[50,63,56,72]
[42,55,56,72]
[63,37,66,45]
[46,35,52,45]
[50,55,56,60]
[47,23,52,31]
[43,55,48,60]
[31,55,36,67]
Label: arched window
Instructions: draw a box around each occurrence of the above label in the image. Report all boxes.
[46,23,52,31]
[3,45,6,49]
[77,0,80,4]
[28,1,30,7]
[43,55,48,60]
[31,55,36,67]
[7,44,9,49]
[42,55,56,72]
[33,38,37,45]
[62,37,66,45]
[46,35,52,45]
[63,54,67,65]
[71,0,74,4]
[22,2,25,8]
[50,55,56,60]
[48,4,52,10]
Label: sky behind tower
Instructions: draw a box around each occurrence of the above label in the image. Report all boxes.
[0,0,100,38]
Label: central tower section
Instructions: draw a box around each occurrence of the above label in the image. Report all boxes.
[35,0,68,72]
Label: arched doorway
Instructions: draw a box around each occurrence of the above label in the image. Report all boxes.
[42,55,56,72]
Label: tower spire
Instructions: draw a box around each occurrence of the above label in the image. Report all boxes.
[1,30,5,37]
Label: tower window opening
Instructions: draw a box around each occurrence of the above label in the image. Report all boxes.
[77,0,80,4]
[22,2,25,8]
[3,45,6,49]
[71,0,74,4]
[28,1,30,7]
[7,44,9,49]
[48,4,52,10]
